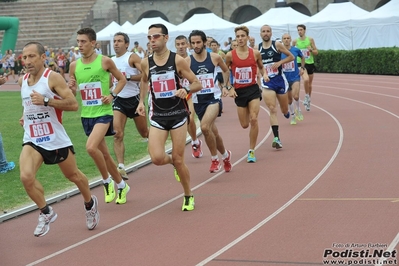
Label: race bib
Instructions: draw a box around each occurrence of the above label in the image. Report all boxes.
[151,71,177,98]
[282,61,295,72]
[234,67,252,84]
[197,73,215,94]
[79,82,102,106]
[301,49,311,59]
[265,63,279,77]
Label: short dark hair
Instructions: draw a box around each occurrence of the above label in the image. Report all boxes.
[210,40,219,46]
[149,23,168,35]
[189,30,207,43]
[114,32,130,43]
[23,41,45,55]
[77,28,97,41]
[175,35,187,41]
[297,24,306,30]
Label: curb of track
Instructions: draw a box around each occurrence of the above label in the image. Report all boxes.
[0,129,201,223]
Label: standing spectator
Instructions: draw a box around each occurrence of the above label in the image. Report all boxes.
[95,43,102,54]
[132,41,145,58]
[0,133,15,174]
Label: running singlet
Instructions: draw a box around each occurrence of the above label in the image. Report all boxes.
[231,48,257,89]
[282,46,303,82]
[112,52,140,98]
[147,52,188,121]
[190,52,219,104]
[295,37,314,64]
[75,55,113,118]
[21,69,73,149]
[259,40,282,79]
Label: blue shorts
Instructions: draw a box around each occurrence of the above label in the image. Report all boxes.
[81,115,115,137]
[194,99,222,121]
[261,75,288,95]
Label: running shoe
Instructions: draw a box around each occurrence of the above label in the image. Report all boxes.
[103,179,116,203]
[115,183,130,204]
[209,158,222,173]
[192,140,203,158]
[118,166,129,180]
[34,206,57,237]
[85,195,99,230]
[272,137,283,149]
[174,167,180,182]
[290,114,297,125]
[303,95,309,106]
[223,150,232,172]
[182,195,195,211]
[0,162,15,174]
[296,110,304,121]
[247,150,256,163]
[306,98,311,111]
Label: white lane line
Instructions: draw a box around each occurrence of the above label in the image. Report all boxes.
[375,232,399,266]
[196,104,344,266]
[316,86,399,98]
[27,107,272,265]
[316,92,399,119]
[314,92,399,266]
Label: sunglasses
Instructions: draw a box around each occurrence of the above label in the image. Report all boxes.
[147,34,165,40]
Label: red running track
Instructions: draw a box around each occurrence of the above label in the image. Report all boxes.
[1,73,399,266]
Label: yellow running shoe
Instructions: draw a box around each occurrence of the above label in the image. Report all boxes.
[182,195,195,211]
[296,110,304,121]
[116,183,130,204]
[103,179,115,203]
[174,167,180,182]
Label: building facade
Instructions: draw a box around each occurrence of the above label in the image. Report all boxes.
[114,0,387,25]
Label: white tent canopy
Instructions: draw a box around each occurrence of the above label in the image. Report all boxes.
[96,21,122,41]
[304,2,369,22]
[170,13,238,51]
[124,17,178,35]
[303,2,370,50]
[352,0,399,49]
[246,7,310,45]
[121,21,133,31]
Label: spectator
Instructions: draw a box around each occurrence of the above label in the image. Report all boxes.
[0,133,15,174]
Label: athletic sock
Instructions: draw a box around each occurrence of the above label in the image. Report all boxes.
[40,205,50,214]
[272,125,279,139]
[84,198,94,210]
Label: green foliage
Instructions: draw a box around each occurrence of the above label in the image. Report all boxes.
[314,47,399,75]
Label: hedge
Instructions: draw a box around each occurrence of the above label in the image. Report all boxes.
[314,47,399,75]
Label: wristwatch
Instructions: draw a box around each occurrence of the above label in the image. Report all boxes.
[183,87,190,94]
[111,92,117,98]
[43,97,49,106]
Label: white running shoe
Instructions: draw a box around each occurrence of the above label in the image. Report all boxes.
[34,206,57,237]
[85,195,100,230]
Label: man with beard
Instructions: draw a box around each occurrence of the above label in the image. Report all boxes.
[111,32,149,180]
[224,26,267,163]
[187,30,232,173]
[175,35,202,159]
[136,24,201,211]
[258,25,294,149]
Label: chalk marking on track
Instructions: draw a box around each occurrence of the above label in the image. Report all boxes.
[196,104,344,266]
[316,86,399,98]
[298,198,399,202]
[26,106,273,265]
